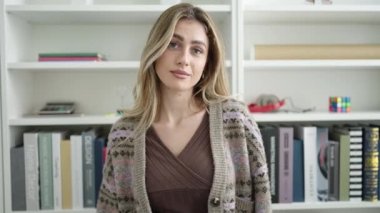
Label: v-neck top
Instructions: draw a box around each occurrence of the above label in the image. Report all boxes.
[145,113,213,213]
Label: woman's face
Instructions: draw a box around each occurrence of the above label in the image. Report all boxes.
[154,19,209,94]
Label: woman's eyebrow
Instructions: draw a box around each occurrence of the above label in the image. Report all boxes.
[173,33,207,48]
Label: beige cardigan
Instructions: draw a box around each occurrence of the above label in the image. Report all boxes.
[97,99,272,212]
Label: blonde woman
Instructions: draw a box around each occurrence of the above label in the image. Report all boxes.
[97,3,271,213]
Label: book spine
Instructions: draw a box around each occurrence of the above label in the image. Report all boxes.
[38,132,54,209]
[39,52,102,57]
[94,137,106,202]
[349,128,363,201]
[328,140,340,201]
[278,127,294,203]
[363,127,379,201]
[52,132,62,209]
[316,127,329,201]
[82,130,96,207]
[61,140,73,209]
[23,132,40,210]
[300,127,318,202]
[11,146,26,210]
[38,56,102,62]
[71,135,84,209]
[339,134,350,201]
[293,139,304,202]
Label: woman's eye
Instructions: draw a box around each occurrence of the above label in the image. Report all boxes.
[192,48,204,55]
[168,41,178,49]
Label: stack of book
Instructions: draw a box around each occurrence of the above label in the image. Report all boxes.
[38,52,106,62]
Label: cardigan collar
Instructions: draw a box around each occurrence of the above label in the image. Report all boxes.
[131,101,227,212]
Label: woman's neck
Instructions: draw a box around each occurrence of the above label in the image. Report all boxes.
[157,90,204,125]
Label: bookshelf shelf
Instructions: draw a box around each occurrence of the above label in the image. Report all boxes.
[253,111,380,122]
[15,209,96,213]
[8,61,140,72]
[8,60,231,71]
[244,5,380,24]
[9,114,120,126]
[244,60,380,71]
[6,4,231,24]
[273,201,380,210]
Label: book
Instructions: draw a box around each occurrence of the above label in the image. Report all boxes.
[82,129,97,207]
[38,56,104,62]
[293,139,304,202]
[346,126,363,201]
[327,140,340,201]
[52,132,64,209]
[94,136,106,203]
[11,146,26,211]
[23,132,40,210]
[38,132,54,209]
[316,127,329,201]
[70,135,84,209]
[278,126,294,203]
[38,52,104,57]
[331,127,351,201]
[362,126,379,201]
[252,45,380,60]
[295,125,318,202]
[61,139,73,209]
[260,125,279,203]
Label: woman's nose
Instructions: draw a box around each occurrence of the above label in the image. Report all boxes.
[176,49,190,66]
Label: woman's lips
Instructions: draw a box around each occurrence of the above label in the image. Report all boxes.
[170,70,190,79]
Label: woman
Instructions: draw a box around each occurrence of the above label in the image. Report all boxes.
[97,3,271,212]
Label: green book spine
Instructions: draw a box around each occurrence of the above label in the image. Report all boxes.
[38,132,54,209]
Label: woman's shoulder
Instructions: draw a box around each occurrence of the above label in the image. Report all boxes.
[220,98,248,114]
[107,116,139,148]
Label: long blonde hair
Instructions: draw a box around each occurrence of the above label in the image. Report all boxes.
[125,3,230,132]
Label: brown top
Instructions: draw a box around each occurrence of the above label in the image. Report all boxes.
[145,113,213,213]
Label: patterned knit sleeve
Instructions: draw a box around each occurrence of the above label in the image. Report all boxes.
[242,109,272,213]
[96,123,122,213]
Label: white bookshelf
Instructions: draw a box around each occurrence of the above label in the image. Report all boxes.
[0,0,235,212]
[237,1,380,213]
[1,0,380,212]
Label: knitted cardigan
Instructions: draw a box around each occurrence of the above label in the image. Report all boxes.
[97,99,272,213]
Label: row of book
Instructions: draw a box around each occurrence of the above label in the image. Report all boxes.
[251,45,380,60]
[38,52,106,62]
[260,124,380,203]
[11,128,107,211]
